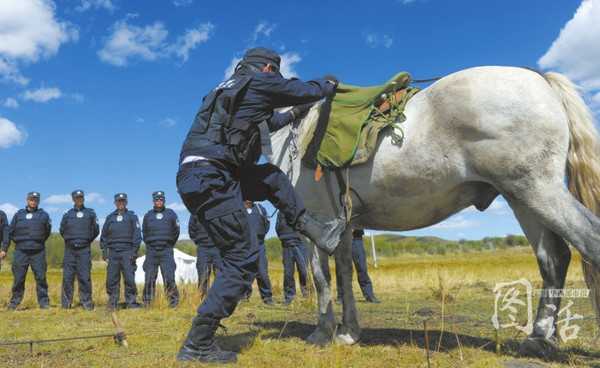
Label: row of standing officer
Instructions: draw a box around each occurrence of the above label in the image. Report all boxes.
[0,190,377,312]
[101,191,180,310]
[0,190,181,311]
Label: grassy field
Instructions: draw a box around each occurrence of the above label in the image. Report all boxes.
[0,246,599,367]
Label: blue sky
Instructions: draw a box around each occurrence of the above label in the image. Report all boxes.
[1,0,599,242]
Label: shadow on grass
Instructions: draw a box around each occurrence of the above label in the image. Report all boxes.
[217,330,260,353]
[250,321,600,365]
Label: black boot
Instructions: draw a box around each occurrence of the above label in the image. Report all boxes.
[176,317,238,364]
[296,207,347,255]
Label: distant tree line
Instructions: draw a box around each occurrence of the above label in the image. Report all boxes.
[0,233,529,268]
[360,234,529,258]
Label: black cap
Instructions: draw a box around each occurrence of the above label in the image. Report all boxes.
[72,189,84,198]
[114,193,127,201]
[243,47,282,75]
[152,190,165,200]
[28,191,40,200]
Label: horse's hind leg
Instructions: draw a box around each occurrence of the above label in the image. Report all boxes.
[508,201,572,358]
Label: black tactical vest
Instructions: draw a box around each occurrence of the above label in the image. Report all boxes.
[180,71,254,155]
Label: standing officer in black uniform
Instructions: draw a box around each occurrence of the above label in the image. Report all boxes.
[276,211,310,306]
[142,190,181,308]
[59,190,100,310]
[100,193,142,309]
[243,200,274,305]
[0,192,52,310]
[335,229,380,304]
[0,210,8,271]
[176,47,346,363]
[188,214,222,299]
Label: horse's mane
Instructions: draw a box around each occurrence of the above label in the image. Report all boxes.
[271,102,321,158]
[295,102,321,147]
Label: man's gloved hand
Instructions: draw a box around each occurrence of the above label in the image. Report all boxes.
[291,102,316,119]
[102,248,109,261]
[323,74,339,86]
[130,251,138,262]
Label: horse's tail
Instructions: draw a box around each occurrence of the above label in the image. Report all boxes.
[545,71,600,325]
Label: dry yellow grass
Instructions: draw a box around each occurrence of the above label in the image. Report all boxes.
[0,246,598,367]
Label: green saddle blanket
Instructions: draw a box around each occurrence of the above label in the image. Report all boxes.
[303,72,420,169]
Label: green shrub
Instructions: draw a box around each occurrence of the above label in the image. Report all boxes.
[265,237,283,262]
[175,241,197,257]
[45,233,65,267]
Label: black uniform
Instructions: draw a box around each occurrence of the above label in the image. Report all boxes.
[5,205,52,309]
[245,202,273,304]
[188,215,222,298]
[0,210,8,265]
[175,47,339,364]
[276,211,309,304]
[59,202,100,309]
[336,229,379,303]
[100,207,142,308]
[142,206,180,307]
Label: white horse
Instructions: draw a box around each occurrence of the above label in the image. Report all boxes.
[266,66,600,358]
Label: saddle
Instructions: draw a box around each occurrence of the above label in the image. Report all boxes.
[302,72,420,169]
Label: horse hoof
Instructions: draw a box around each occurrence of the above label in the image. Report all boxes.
[307,329,334,347]
[517,336,558,359]
[335,333,357,345]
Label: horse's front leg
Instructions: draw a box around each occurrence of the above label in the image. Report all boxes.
[305,239,338,346]
[334,228,360,345]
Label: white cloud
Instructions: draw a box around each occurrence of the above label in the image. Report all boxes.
[3,98,18,108]
[98,17,214,66]
[168,202,189,212]
[45,194,72,204]
[0,59,29,85]
[160,118,177,127]
[172,0,193,6]
[68,93,85,103]
[252,21,277,42]
[44,206,60,213]
[0,117,27,148]
[538,0,600,102]
[84,192,105,204]
[98,17,168,66]
[430,215,478,230]
[224,56,242,80]
[168,23,215,63]
[0,0,78,84]
[21,86,62,102]
[46,192,105,205]
[363,32,394,49]
[280,52,300,79]
[75,0,117,13]
[0,203,19,219]
[488,197,509,215]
